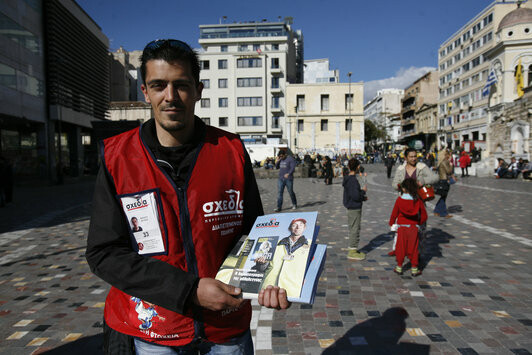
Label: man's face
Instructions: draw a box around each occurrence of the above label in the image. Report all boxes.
[290,221,306,237]
[279,153,286,160]
[141,59,203,134]
[132,218,138,227]
[406,151,417,166]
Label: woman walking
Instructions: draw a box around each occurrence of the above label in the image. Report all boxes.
[434,150,456,218]
[322,156,334,185]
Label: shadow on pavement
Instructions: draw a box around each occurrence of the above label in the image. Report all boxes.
[1,246,86,267]
[322,307,430,354]
[359,233,394,255]
[42,334,103,355]
[419,228,455,270]
[299,201,327,208]
[447,205,463,213]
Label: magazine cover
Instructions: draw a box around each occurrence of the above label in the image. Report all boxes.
[215,211,319,301]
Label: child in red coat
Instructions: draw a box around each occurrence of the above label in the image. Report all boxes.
[389,178,427,276]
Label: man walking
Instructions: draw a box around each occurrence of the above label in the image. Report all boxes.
[86,39,288,354]
[275,150,297,212]
[384,152,395,179]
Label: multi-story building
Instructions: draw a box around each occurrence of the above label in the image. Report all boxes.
[285,82,364,154]
[363,89,404,147]
[437,0,532,152]
[195,19,304,144]
[1,0,110,182]
[1,0,46,179]
[303,59,339,84]
[400,71,438,149]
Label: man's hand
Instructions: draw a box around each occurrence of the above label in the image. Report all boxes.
[284,173,289,179]
[258,286,291,310]
[192,278,246,312]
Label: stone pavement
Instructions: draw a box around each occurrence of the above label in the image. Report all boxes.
[0,166,531,354]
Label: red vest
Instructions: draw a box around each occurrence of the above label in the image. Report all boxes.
[101,124,251,346]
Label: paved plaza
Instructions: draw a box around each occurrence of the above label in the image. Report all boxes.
[0,165,531,354]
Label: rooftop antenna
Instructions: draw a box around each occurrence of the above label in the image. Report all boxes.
[219,15,227,24]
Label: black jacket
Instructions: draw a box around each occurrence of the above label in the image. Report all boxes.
[342,175,365,210]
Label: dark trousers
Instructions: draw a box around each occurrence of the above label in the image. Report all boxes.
[386,166,393,178]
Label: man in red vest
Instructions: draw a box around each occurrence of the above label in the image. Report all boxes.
[86,39,289,354]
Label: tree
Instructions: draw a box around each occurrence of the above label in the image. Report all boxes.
[364,119,386,151]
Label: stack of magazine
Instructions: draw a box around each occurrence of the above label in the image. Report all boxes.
[215,211,326,304]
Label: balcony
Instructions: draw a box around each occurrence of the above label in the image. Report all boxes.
[270,86,282,94]
[271,105,283,113]
[270,67,282,74]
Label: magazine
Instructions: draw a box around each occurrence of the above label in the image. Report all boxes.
[215,211,326,304]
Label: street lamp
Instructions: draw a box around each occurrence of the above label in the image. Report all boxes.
[294,105,298,152]
[348,72,352,156]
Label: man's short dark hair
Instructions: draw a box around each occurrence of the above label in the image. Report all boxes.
[140,39,200,85]
[405,148,417,156]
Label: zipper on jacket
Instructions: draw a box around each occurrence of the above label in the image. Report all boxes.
[176,186,205,341]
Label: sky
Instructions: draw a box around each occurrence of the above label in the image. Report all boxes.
[77,0,499,103]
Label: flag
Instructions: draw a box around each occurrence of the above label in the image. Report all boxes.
[482,68,498,97]
[515,58,524,97]
[256,48,262,54]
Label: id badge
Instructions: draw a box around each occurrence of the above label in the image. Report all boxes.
[120,191,166,255]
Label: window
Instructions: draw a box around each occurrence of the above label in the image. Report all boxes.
[200,98,210,108]
[271,96,280,108]
[218,79,228,88]
[462,62,470,72]
[297,119,304,132]
[200,79,210,88]
[237,97,262,106]
[238,44,248,52]
[221,45,228,52]
[272,44,279,50]
[237,77,262,87]
[237,58,262,68]
[238,116,262,126]
[201,117,210,125]
[454,53,461,62]
[320,119,328,131]
[529,65,532,86]
[219,117,228,127]
[218,59,228,69]
[296,95,305,111]
[463,31,470,42]
[253,44,260,51]
[271,77,279,88]
[320,94,329,111]
[345,119,352,131]
[345,93,353,110]
[471,56,480,68]
[218,98,228,107]
[463,46,470,57]
[272,116,280,129]
[200,60,210,70]
[454,38,461,47]
[271,58,279,69]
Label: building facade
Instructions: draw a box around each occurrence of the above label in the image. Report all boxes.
[363,88,404,147]
[485,5,532,162]
[285,82,364,154]
[303,59,339,84]
[0,0,110,182]
[400,71,438,149]
[437,0,532,153]
[195,19,304,144]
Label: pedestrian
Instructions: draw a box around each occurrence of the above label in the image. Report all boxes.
[392,148,439,191]
[458,151,471,177]
[389,178,427,277]
[322,156,333,185]
[86,39,288,354]
[384,152,395,179]
[434,149,456,218]
[275,150,297,212]
[343,158,367,261]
